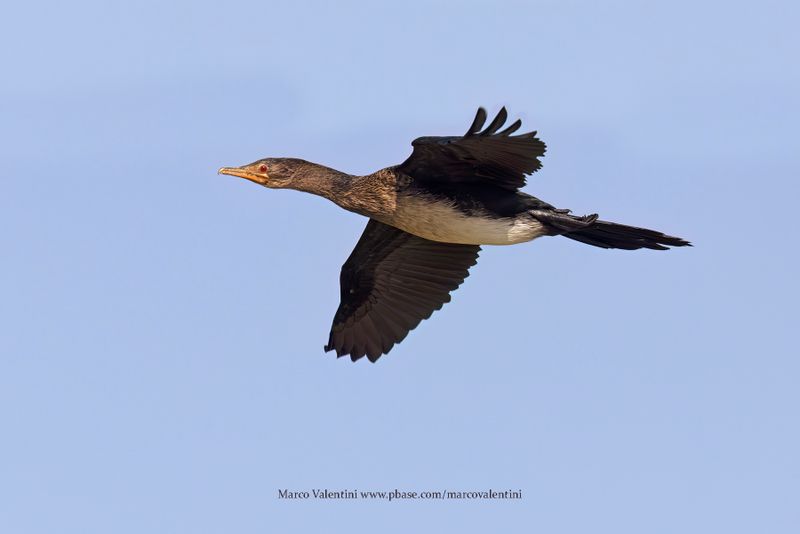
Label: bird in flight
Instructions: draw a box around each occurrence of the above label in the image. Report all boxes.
[220,107,689,362]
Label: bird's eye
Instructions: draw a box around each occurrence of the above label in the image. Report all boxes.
[259,164,268,173]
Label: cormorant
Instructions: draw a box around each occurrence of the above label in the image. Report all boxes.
[219,107,689,362]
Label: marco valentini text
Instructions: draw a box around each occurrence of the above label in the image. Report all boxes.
[278,488,523,501]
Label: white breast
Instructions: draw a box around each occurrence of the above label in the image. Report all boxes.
[384,195,548,245]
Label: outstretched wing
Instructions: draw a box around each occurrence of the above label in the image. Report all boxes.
[325,219,480,362]
[397,107,546,191]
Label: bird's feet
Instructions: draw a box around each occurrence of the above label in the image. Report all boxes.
[530,209,599,233]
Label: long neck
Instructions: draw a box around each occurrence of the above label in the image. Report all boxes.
[289,163,396,217]
[288,162,354,200]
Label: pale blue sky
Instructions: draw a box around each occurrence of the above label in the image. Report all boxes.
[2,1,798,532]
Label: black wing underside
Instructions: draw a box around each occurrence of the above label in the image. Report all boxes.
[397,107,546,191]
[325,219,480,362]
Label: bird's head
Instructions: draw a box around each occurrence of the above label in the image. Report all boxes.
[218,158,308,189]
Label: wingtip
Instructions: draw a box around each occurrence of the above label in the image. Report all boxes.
[481,107,508,136]
[465,107,488,136]
[498,118,522,136]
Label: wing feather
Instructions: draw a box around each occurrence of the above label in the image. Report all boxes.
[398,107,546,191]
[325,219,480,362]
[465,107,488,136]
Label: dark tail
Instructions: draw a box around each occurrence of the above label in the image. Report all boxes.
[565,220,690,250]
[531,210,691,250]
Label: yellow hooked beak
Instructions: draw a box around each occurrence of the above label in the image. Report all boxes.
[218,166,269,185]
